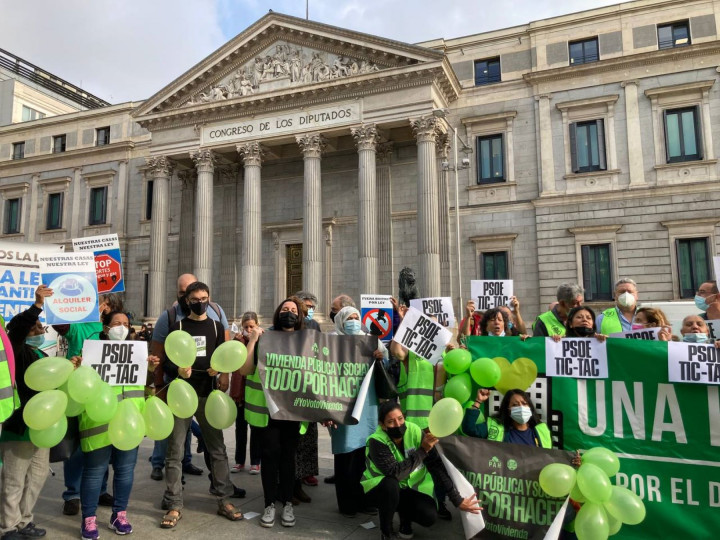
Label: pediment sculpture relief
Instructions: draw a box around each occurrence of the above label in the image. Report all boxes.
[183,42,382,107]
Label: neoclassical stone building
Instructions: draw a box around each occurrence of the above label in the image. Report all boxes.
[0,0,718,323]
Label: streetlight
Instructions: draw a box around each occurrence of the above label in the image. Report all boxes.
[433,108,473,318]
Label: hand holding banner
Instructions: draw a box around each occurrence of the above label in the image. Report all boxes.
[39,253,100,324]
[72,233,125,293]
[393,307,452,364]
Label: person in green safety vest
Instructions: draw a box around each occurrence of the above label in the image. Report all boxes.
[552,306,608,342]
[532,283,584,337]
[595,278,639,334]
[362,401,481,540]
[0,284,53,540]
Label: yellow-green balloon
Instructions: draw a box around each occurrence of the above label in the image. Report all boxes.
[575,503,609,540]
[143,396,174,440]
[24,357,74,391]
[443,349,471,375]
[570,482,586,503]
[60,382,85,417]
[165,330,197,368]
[108,400,145,451]
[85,383,118,424]
[538,463,577,497]
[603,486,646,525]
[167,379,198,419]
[469,357,502,387]
[22,390,67,430]
[210,340,247,373]
[67,366,101,404]
[582,447,620,477]
[29,415,68,448]
[577,463,612,503]
[607,512,622,536]
[444,373,472,403]
[428,397,463,437]
[205,390,237,430]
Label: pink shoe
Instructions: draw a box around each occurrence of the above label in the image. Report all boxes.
[231,464,245,473]
[249,465,260,475]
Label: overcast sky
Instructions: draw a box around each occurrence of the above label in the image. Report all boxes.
[0,0,621,103]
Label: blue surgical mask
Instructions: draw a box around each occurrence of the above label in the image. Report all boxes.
[683,333,708,343]
[695,295,709,312]
[344,320,362,335]
[25,335,45,348]
[305,308,314,321]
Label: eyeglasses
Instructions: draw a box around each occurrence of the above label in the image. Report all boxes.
[188,299,208,304]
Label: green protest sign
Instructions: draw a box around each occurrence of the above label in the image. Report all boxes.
[466,336,720,539]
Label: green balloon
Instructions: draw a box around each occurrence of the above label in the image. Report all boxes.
[538,463,577,497]
[85,383,118,424]
[428,397,463,437]
[29,415,68,448]
[67,366,101,404]
[582,447,620,477]
[210,340,247,373]
[143,396,174,440]
[469,357,502,387]
[603,486,646,525]
[443,349,472,375]
[205,390,237,430]
[108,399,145,451]
[577,463,612,503]
[24,357,74,391]
[570,482,587,503]
[165,330,197,369]
[22,390,67,430]
[607,512,622,536]
[167,379,198,419]
[575,503,610,540]
[59,382,85,417]
[444,373,472,403]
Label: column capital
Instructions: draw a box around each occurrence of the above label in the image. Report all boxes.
[410,116,441,143]
[237,141,265,167]
[436,132,451,159]
[296,133,327,158]
[217,164,241,184]
[620,79,640,88]
[190,149,216,172]
[351,124,379,151]
[376,141,394,165]
[177,169,197,189]
[146,156,173,178]
[535,93,552,102]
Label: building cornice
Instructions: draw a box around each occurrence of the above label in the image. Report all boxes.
[644,79,715,99]
[0,141,135,175]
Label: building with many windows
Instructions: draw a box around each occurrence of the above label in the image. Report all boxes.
[0,0,717,323]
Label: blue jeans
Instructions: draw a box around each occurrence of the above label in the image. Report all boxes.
[63,446,108,501]
[81,446,138,519]
[150,425,194,469]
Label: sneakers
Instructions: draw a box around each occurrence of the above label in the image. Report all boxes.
[150,467,163,481]
[302,475,318,486]
[81,516,99,540]
[18,522,46,537]
[281,502,295,527]
[109,511,133,535]
[398,522,414,539]
[231,464,244,473]
[260,504,275,528]
[248,465,260,475]
[98,493,114,507]
[63,498,80,516]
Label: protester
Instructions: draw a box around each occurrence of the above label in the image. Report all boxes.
[295,291,321,331]
[596,278,639,333]
[679,315,720,345]
[634,307,673,341]
[479,307,530,340]
[533,284,584,337]
[329,294,355,323]
[361,401,480,540]
[0,285,52,540]
[160,282,242,529]
[550,306,607,341]
[458,300,483,341]
[696,281,720,320]
[500,296,527,335]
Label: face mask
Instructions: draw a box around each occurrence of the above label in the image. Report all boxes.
[242,330,251,339]
[329,309,338,322]
[386,424,407,440]
[695,295,709,312]
[189,301,208,316]
[108,326,129,341]
[344,320,362,335]
[617,292,636,309]
[631,324,646,330]
[573,326,595,337]
[493,331,506,337]
[510,405,533,425]
[305,308,314,322]
[25,335,45,348]
[279,311,298,329]
[508,322,514,330]
[683,333,708,343]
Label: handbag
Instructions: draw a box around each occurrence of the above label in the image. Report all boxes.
[374,359,399,399]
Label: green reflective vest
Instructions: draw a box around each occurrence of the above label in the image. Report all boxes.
[537,310,566,337]
[361,423,434,498]
[0,335,18,424]
[487,417,552,448]
[79,386,145,452]
[600,307,623,335]
[398,353,434,429]
[244,370,269,428]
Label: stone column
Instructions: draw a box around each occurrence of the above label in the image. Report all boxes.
[237,142,264,313]
[177,170,196,275]
[190,149,216,288]
[116,160,128,236]
[376,142,394,295]
[536,94,556,194]
[218,165,239,318]
[437,134,453,300]
[146,156,173,319]
[296,133,326,308]
[621,80,645,186]
[351,124,379,294]
[411,116,442,298]
[70,167,82,237]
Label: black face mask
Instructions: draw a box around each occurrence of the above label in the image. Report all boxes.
[573,326,595,337]
[279,311,298,329]
[386,424,407,440]
[189,301,209,316]
[329,309,338,322]
[178,294,190,315]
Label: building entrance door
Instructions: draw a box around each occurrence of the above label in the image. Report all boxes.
[286,243,303,296]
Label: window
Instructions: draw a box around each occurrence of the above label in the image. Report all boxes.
[21,106,45,122]
[96,127,110,146]
[676,238,710,298]
[482,252,509,280]
[570,120,606,173]
[4,198,21,234]
[581,244,613,301]
[53,135,66,153]
[476,134,504,183]
[46,193,63,230]
[145,180,154,220]
[664,107,701,163]
[569,38,599,65]
[474,57,501,86]
[88,186,107,225]
[658,21,690,50]
[12,142,25,160]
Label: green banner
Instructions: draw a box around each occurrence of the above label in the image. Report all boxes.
[466,336,720,539]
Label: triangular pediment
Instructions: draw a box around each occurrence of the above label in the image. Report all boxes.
[133,12,456,123]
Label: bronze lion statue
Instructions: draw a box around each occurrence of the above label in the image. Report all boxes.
[398,267,419,306]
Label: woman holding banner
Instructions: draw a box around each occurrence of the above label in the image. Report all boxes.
[551,306,606,341]
[634,308,673,341]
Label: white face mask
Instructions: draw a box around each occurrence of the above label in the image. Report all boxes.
[242,329,251,339]
[510,405,532,425]
[617,291,636,309]
[108,326,129,341]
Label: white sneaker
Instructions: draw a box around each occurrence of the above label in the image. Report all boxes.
[260,504,275,528]
[281,502,295,527]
